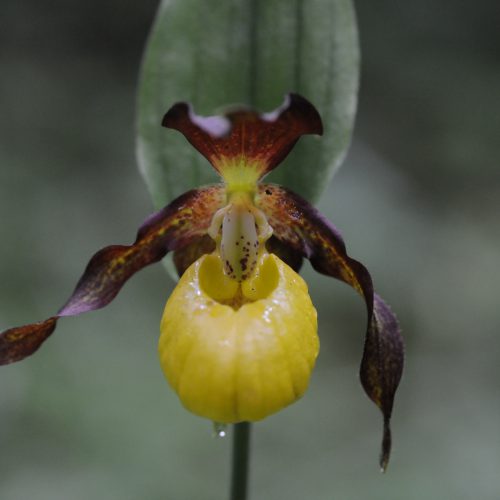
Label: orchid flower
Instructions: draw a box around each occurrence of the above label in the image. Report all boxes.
[0,94,403,470]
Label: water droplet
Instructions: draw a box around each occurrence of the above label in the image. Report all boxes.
[212,422,227,438]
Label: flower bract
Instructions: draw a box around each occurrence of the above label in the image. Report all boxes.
[0,94,404,470]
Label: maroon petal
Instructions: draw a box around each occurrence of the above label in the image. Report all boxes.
[265,236,303,273]
[0,185,225,365]
[0,318,58,365]
[162,94,323,180]
[257,184,404,470]
[172,234,215,277]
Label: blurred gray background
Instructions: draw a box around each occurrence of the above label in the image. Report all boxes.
[1,1,499,499]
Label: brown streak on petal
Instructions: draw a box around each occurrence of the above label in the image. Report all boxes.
[59,185,225,316]
[257,184,363,292]
[0,185,226,365]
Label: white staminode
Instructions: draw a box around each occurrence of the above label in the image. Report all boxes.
[208,195,272,282]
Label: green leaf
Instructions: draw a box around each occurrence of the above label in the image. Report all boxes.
[137,0,359,206]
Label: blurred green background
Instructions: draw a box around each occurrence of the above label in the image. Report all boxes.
[1,1,499,499]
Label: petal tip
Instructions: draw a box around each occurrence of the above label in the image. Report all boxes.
[379,416,392,472]
[287,93,324,136]
[0,317,58,365]
[162,101,189,128]
[261,93,323,137]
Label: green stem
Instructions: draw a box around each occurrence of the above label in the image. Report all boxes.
[230,422,252,500]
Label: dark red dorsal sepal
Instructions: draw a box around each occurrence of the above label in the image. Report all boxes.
[162,94,323,183]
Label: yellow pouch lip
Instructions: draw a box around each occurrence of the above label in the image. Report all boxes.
[159,252,319,423]
[198,252,280,307]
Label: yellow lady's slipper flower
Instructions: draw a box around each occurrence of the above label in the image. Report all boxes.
[0,94,403,469]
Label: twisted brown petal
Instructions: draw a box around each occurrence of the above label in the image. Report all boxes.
[257,184,404,470]
[162,94,323,179]
[0,185,225,365]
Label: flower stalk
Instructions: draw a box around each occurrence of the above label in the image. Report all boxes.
[230,422,252,500]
